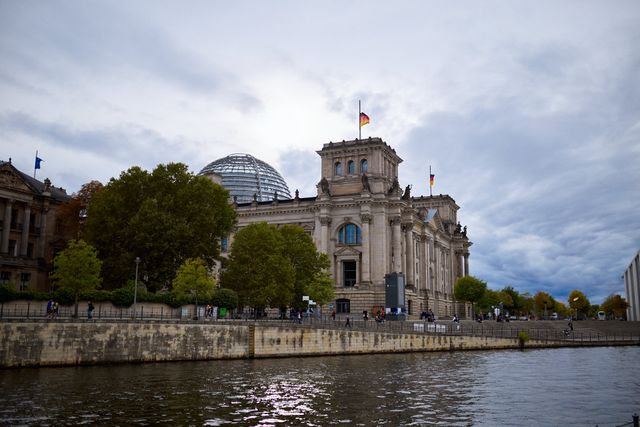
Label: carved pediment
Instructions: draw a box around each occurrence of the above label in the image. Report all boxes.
[0,167,34,193]
[334,245,361,257]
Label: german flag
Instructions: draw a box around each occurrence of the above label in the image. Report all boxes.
[430,174,435,188]
[359,112,370,127]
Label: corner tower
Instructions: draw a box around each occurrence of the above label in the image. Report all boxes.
[316,137,403,196]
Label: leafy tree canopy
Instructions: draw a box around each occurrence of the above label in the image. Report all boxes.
[172,258,216,300]
[501,286,521,311]
[568,289,591,312]
[57,180,104,239]
[221,223,332,311]
[221,223,295,310]
[454,276,487,304]
[600,294,628,318]
[279,224,333,308]
[50,239,102,317]
[84,163,236,290]
[533,291,555,314]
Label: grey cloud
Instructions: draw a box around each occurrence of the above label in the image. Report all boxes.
[0,111,175,167]
[277,149,319,198]
[400,93,640,303]
[0,1,259,106]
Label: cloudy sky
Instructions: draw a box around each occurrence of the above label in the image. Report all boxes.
[2,1,639,304]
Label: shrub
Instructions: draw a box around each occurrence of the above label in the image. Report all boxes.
[82,289,112,302]
[0,284,16,303]
[53,287,76,305]
[211,288,238,309]
[110,287,133,307]
[518,331,530,349]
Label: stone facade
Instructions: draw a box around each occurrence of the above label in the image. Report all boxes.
[624,250,640,321]
[0,161,71,291]
[229,138,472,319]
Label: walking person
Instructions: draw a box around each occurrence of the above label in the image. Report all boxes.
[87,301,95,320]
[345,316,351,328]
[46,299,53,319]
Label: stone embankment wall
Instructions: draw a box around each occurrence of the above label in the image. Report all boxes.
[0,321,621,368]
[0,322,248,367]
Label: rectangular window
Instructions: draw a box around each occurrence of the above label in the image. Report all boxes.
[343,260,357,286]
[0,271,10,285]
[336,299,350,314]
[20,272,30,291]
[8,240,16,256]
[27,243,34,258]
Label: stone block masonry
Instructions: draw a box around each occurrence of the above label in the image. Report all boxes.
[0,321,627,368]
[0,321,248,367]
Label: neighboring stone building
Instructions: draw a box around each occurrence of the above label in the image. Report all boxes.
[623,250,640,321]
[0,160,71,291]
[203,137,472,318]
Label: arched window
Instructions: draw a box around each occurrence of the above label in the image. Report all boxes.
[338,223,361,245]
[361,159,368,173]
[347,160,355,174]
[335,162,342,176]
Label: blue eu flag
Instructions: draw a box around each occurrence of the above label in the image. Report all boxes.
[35,156,43,169]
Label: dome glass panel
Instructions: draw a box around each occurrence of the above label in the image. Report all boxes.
[198,153,291,203]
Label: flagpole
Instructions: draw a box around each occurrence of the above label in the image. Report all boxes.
[34,150,38,179]
[358,100,361,140]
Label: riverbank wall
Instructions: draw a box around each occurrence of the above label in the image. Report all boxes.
[1,320,636,367]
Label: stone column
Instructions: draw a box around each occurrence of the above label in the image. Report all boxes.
[20,204,31,256]
[1,199,13,253]
[404,224,414,285]
[360,213,372,283]
[464,253,470,277]
[37,205,49,258]
[319,217,331,254]
[391,217,402,272]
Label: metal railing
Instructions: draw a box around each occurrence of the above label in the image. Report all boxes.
[2,303,639,344]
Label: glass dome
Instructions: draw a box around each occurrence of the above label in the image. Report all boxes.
[198,153,291,203]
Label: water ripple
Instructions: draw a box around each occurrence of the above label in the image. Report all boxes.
[0,347,638,426]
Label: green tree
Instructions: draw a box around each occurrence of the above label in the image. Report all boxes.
[84,163,236,290]
[211,288,239,310]
[533,291,555,318]
[57,180,104,239]
[173,258,216,318]
[279,224,333,309]
[600,294,628,319]
[568,290,590,320]
[520,293,534,317]
[50,239,102,317]
[454,276,487,318]
[501,286,521,314]
[221,223,295,311]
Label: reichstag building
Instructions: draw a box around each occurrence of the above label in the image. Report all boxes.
[200,137,472,318]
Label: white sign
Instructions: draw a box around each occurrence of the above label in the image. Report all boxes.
[302,295,309,301]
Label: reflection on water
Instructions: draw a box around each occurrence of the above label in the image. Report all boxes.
[1,347,639,426]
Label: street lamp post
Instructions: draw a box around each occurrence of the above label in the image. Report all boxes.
[134,257,140,317]
[572,296,579,320]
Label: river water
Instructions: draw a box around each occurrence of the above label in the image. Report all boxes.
[1,346,638,426]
